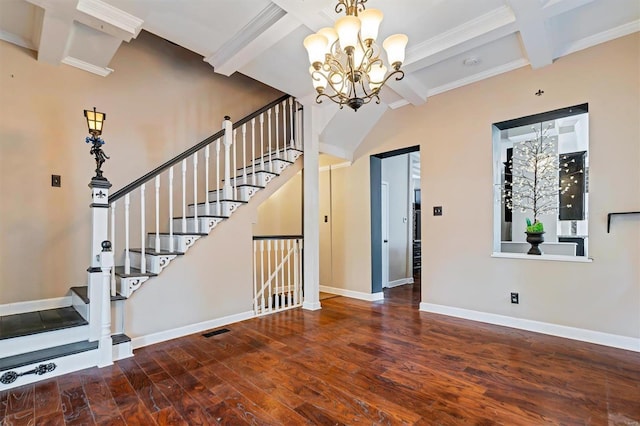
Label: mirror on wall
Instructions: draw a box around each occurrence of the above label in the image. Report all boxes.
[492,104,589,258]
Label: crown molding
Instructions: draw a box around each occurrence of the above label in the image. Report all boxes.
[62,56,113,77]
[205,3,286,69]
[388,99,410,110]
[76,0,143,37]
[554,20,640,59]
[427,58,529,97]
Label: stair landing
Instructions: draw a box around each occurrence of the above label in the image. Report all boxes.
[0,307,87,340]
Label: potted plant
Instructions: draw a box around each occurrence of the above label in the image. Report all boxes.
[525,218,545,255]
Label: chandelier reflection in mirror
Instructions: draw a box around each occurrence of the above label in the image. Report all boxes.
[303,0,408,111]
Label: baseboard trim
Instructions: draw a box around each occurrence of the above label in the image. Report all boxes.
[419,302,640,353]
[320,286,384,302]
[385,277,414,288]
[131,310,255,350]
[0,296,72,316]
[302,301,322,311]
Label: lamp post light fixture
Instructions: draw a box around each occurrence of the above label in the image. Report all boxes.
[303,0,408,111]
[84,107,110,180]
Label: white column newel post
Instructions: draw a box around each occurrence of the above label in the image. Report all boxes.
[222,116,233,200]
[97,241,114,367]
[302,105,321,311]
[88,176,112,341]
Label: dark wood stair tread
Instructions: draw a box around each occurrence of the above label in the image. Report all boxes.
[148,232,208,236]
[207,184,265,194]
[70,286,127,303]
[188,199,248,208]
[114,266,158,278]
[112,333,131,345]
[129,248,185,256]
[172,215,229,220]
[0,307,87,341]
[0,340,98,371]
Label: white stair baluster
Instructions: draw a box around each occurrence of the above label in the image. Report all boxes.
[275,104,280,160]
[253,240,258,314]
[193,153,199,233]
[280,239,285,308]
[216,138,221,215]
[222,117,233,200]
[155,176,160,251]
[260,240,265,312]
[140,184,146,274]
[296,102,302,150]
[169,167,174,252]
[251,118,256,186]
[110,201,116,297]
[267,239,272,312]
[233,128,237,197]
[267,109,273,172]
[287,239,292,306]
[259,113,265,181]
[289,98,295,150]
[242,123,247,189]
[124,194,131,274]
[298,239,304,303]
[181,159,187,233]
[205,146,210,216]
[274,239,280,310]
[282,100,288,160]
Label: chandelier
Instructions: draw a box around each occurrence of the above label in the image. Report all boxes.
[303,0,408,111]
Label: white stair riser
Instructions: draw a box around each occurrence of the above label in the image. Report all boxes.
[71,292,89,321]
[118,275,151,298]
[247,158,290,174]
[0,348,98,391]
[147,234,201,252]
[208,186,260,203]
[129,252,177,274]
[287,150,303,162]
[171,217,224,234]
[230,172,275,187]
[0,325,90,358]
[188,201,241,217]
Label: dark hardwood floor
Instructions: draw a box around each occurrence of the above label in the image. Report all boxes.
[1,276,639,425]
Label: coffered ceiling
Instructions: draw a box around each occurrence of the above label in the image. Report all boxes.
[1,0,638,157]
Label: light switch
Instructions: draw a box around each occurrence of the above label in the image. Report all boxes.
[51,175,61,187]
[433,206,443,216]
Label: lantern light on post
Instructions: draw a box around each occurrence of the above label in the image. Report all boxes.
[84,107,110,180]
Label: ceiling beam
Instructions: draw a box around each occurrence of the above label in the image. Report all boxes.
[507,0,554,69]
[35,9,73,65]
[205,5,299,76]
[386,74,429,106]
[269,0,332,32]
[403,6,517,73]
[542,0,596,19]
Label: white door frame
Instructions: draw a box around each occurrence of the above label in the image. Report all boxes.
[381,181,390,288]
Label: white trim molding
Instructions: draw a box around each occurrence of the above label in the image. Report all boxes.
[320,285,384,302]
[76,0,144,37]
[554,20,640,59]
[0,29,36,51]
[491,252,593,263]
[0,296,71,316]
[419,302,640,352]
[131,310,255,349]
[62,56,114,77]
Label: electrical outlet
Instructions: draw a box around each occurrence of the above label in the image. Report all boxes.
[510,292,519,304]
[51,174,61,187]
[433,206,443,216]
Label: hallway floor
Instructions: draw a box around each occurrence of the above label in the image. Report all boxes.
[1,279,639,425]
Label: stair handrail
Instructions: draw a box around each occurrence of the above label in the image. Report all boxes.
[109,94,292,203]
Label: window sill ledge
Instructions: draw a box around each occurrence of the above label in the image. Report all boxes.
[491,252,593,263]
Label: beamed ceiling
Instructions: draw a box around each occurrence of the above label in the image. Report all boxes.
[1,0,638,158]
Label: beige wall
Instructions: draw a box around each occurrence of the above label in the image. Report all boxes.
[0,31,282,304]
[338,34,640,339]
[253,172,302,236]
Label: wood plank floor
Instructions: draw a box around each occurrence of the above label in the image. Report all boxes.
[1,277,639,425]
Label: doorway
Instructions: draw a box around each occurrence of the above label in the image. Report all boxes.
[370,146,420,299]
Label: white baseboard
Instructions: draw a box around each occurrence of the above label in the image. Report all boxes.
[131,310,255,350]
[302,301,322,311]
[320,285,384,302]
[419,302,640,353]
[0,296,72,316]
[385,277,414,288]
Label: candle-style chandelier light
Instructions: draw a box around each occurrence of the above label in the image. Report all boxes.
[303,0,408,111]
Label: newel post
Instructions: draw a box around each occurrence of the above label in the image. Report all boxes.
[97,241,114,367]
[222,116,233,199]
[88,176,112,343]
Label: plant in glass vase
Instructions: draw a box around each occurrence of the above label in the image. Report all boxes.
[504,124,559,255]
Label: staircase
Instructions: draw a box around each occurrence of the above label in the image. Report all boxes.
[0,95,303,390]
